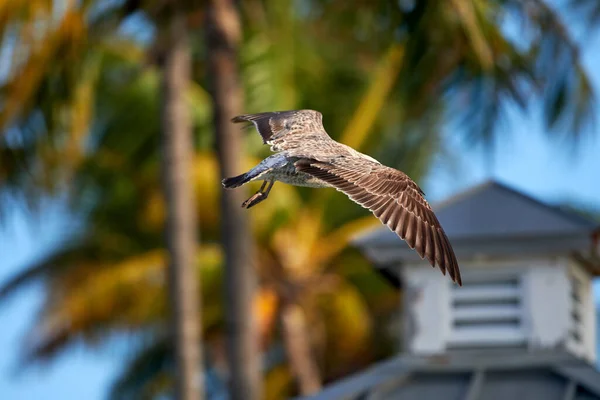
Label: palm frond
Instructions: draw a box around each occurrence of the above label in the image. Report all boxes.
[20,245,223,363]
[109,336,174,400]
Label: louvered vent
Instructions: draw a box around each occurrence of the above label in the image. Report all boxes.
[570,274,584,344]
[447,273,526,349]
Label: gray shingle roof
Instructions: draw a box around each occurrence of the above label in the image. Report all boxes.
[354,180,600,268]
[356,180,599,247]
[299,350,600,400]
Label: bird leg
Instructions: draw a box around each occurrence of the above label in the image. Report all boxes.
[241,179,275,209]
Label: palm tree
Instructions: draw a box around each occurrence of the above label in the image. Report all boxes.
[244,0,598,151]
[159,3,203,399]
[204,1,261,399]
[104,203,401,399]
[0,1,205,396]
[0,0,105,200]
[3,2,598,219]
[0,137,399,397]
[0,36,415,389]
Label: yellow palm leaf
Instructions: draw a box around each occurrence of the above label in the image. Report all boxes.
[449,0,493,70]
[338,44,405,151]
[28,245,223,357]
[0,8,88,132]
[254,287,279,346]
[67,53,102,168]
[271,209,324,278]
[312,216,381,265]
[264,365,293,400]
[317,282,373,369]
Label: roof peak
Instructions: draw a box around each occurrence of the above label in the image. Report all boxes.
[435,179,599,230]
[355,178,599,250]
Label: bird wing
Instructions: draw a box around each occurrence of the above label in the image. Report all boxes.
[231,110,330,147]
[295,158,462,285]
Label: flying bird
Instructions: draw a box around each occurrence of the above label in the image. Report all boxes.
[222,110,462,285]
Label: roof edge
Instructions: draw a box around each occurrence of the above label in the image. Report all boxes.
[435,179,599,230]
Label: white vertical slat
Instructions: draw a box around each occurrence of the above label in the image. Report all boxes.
[524,261,570,351]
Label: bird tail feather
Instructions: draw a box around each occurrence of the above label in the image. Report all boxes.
[222,173,250,189]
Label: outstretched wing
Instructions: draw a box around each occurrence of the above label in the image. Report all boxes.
[231,110,329,145]
[296,159,462,285]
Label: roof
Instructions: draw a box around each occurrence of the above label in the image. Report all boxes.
[299,350,600,400]
[354,180,600,265]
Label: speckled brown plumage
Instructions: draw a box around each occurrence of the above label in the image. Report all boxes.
[225,109,462,285]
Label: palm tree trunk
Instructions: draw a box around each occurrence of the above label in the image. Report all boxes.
[160,7,203,400]
[205,1,261,400]
[281,302,322,395]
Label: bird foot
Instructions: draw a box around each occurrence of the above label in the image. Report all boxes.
[241,192,267,209]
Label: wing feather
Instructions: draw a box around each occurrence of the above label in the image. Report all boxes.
[295,159,462,285]
[231,110,328,145]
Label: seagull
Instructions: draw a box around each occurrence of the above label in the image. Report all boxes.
[222,110,462,285]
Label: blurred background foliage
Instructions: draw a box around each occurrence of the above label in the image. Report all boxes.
[0,0,599,398]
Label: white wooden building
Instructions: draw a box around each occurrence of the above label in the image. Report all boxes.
[304,180,600,400]
[356,179,600,362]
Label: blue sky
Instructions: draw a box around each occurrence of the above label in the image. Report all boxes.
[1,20,600,400]
[0,208,121,400]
